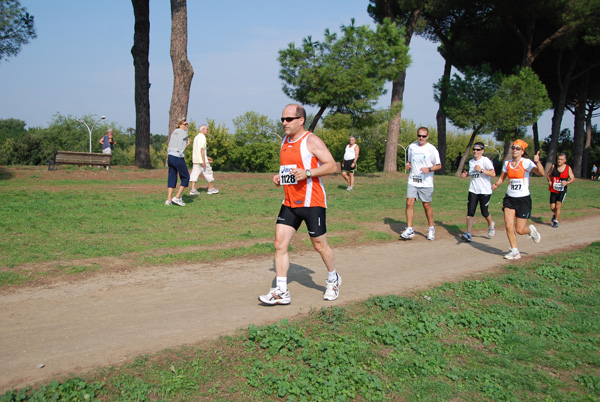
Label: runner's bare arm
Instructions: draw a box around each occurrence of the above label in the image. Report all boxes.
[546,164,555,185]
[532,151,544,176]
[492,172,507,190]
[292,134,336,180]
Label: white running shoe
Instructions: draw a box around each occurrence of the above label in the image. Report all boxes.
[461,232,472,242]
[427,227,435,241]
[400,227,415,239]
[504,249,521,260]
[488,222,495,237]
[165,200,172,205]
[259,288,291,305]
[324,274,342,301]
[207,188,220,194]
[529,225,541,244]
[171,198,186,206]
[189,189,200,195]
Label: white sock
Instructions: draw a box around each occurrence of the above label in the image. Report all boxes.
[327,270,337,282]
[276,277,287,292]
[429,226,435,231]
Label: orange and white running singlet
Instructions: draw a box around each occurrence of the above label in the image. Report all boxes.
[502,158,535,198]
[279,131,327,208]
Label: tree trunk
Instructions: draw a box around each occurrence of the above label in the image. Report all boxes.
[582,101,594,178]
[436,57,452,175]
[455,129,479,176]
[131,0,152,169]
[545,54,576,173]
[168,0,194,140]
[572,72,589,178]
[383,8,422,172]
[308,105,328,132]
[502,138,512,162]
[532,121,540,154]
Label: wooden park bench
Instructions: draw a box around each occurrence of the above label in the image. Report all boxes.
[48,151,112,171]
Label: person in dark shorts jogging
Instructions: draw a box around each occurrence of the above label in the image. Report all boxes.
[546,153,575,228]
[259,104,341,305]
[491,139,545,260]
[460,142,496,242]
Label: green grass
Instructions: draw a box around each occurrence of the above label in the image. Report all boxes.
[3,242,599,401]
[1,166,599,286]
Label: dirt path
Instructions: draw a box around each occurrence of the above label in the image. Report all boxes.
[1,216,599,392]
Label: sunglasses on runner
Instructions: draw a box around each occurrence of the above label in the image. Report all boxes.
[473,148,483,151]
[281,116,302,123]
[417,135,428,138]
[511,146,522,150]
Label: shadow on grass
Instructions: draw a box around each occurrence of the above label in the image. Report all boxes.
[0,167,15,180]
[383,217,405,236]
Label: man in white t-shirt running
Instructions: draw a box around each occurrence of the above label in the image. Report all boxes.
[459,142,496,242]
[400,127,442,241]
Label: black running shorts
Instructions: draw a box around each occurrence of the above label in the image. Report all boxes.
[276,205,327,237]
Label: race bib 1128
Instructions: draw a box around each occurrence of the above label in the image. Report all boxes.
[279,164,297,185]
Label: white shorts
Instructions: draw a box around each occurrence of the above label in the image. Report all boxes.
[190,163,214,183]
[102,148,112,155]
[407,183,434,203]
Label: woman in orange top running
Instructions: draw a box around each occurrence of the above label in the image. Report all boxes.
[491,139,545,260]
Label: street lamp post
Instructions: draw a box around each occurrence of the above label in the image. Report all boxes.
[398,143,407,171]
[77,116,106,153]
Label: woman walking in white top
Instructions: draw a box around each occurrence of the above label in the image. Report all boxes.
[341,136,359,191]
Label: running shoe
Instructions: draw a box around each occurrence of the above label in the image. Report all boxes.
[171,198,186,206]
[347,187,353,192]
[551,214,556,224]
[324,274,342,301]
[488,222,496,237]
[427,227,435,241]
[552,221,559,228]
[529,225,541,244]
[504,249,521,260]
[400,227,415,239]
[207,188,220,194]
[165,200,172,206]
[259,288,291,305]
[461,232,472,242]
[189,189,200,195]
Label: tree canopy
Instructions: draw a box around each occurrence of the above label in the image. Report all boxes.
[0,0,35,63]
[278,18,410,132]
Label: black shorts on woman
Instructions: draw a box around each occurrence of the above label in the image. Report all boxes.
[502,195,532,219]
[467,192,491,218]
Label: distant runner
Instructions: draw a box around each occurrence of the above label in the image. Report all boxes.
[546,153,575,228]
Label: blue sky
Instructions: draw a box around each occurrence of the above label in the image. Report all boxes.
[0,0,589,139]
